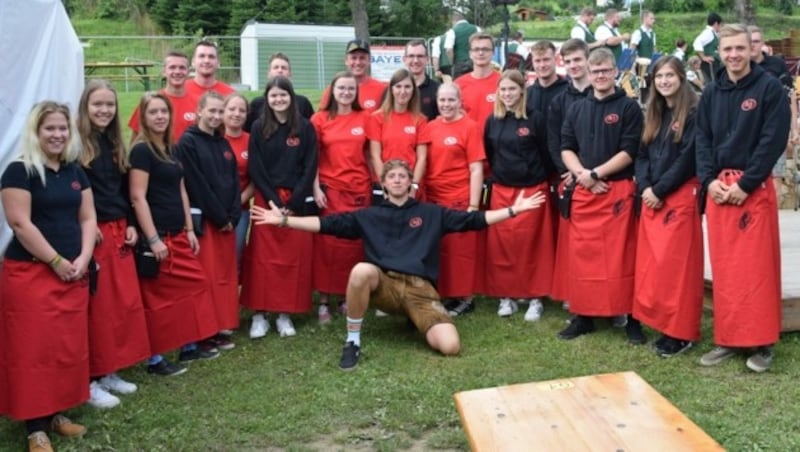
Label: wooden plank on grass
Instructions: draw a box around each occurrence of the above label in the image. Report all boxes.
[454,371,724,452]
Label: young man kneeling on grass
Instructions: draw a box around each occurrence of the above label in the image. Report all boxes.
[251,159,546,370]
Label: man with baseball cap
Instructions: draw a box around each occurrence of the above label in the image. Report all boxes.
[319,38,388,113]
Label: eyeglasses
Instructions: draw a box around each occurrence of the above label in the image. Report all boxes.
[589,68,615,76]
[405,54,427,59]
[471,47,492,53]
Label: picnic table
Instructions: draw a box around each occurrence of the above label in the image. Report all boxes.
[84,61,155,90]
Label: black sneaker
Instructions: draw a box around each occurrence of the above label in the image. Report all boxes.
[558,315,596,340]
[447,299,475,317]
[625,317,647,345]
[657,336,693,358]
[203,334,235,351]
[339,341,360,371]
[147,358,187,376]
[179,347,220,363]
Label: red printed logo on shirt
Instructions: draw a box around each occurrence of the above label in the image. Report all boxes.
[404,126,416,134]
[71,181,81,190]
[486,93,496,103]
[351,127,365,136]
[604,114,620,125]
[444,136,458,146]
[183,112,196,121]
[223,151,234,161]
[741,98,757,111]
[517,127,530,137]
[409,216,423,228]
[364,100,377,108]
[286,137,300,147]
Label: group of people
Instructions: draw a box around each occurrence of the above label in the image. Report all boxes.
[0,20,791,452]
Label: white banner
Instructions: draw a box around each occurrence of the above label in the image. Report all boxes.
[370,46,406,81]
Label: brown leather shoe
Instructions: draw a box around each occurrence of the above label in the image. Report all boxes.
[50,414,87,437]
[27,431,53,452]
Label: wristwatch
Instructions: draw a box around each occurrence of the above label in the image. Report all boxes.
[590,170,600,181]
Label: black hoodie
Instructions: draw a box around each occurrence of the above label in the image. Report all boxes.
[547,82,591,174]
[526,77,568,115]
[636,109,698,199]
[696,63,791,192]
[484,110,550,186]
[560,88,643,180]
[320,198,487,286]
[177,125,241,228]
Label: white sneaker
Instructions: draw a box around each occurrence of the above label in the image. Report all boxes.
[497,298,518,317]
[276,314,297,337]
[375,309,389,317]
[98,373,137,394]
[88,381,120,409]
[249,313,269,339]
[524,298,544,322]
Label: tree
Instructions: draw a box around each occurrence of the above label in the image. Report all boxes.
[175,0,231,35]
[351,0,370,40]
[736,0,756,25]
[227,0,261,36]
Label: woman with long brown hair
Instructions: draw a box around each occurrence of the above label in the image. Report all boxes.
[633,56,703,357]
[367,68,428,198]
[78,80,150,409]
[241,76,318,338]
[129,92,219,374]
[311,72,371,323]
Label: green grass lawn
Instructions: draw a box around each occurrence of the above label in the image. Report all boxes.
[2,298,800,450]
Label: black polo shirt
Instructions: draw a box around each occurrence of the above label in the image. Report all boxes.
[129,143,185,234]
[2,161,89,261]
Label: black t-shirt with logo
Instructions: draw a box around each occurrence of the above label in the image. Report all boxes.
[2,161,90,261]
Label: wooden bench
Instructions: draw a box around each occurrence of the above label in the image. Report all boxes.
[453,371,724,452]
[84,61,155,90]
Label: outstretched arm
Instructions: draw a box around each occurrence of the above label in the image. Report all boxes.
[251,201,321,233]
[485,190,546,226]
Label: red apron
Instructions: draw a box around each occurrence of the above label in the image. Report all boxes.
[138,232,219,355]
[241,190,313,313]
[197,221,239,330]
[313,186,367,295]
[0,260,89,420]
[427,197,480,298]
[89,219,150,376]
[633,180,704,341]
[706,170,781,346]
[567,179,637,316]
[550,179,571,302]
[484,181,555,298]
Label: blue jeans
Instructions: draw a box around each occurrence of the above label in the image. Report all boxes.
[235,209,250,270]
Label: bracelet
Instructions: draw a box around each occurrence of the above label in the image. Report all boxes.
[280,214,289,227]
[49,254,62,269]
[147,234,160,245]
[508,207,517,218]
[469,204,479,210]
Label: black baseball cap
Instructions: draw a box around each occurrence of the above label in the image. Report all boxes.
[346,39,370,54]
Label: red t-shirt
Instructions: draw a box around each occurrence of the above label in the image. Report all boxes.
[455,71,500,125]
[185,79,236,98]
[311,110,371,193]
[366,111,428,169]
[224,131,250,197]
[127,90,199,144]
[319,76,388,114]
[420,115,486,202]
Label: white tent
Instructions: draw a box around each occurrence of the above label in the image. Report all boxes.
[0,0,84,249]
